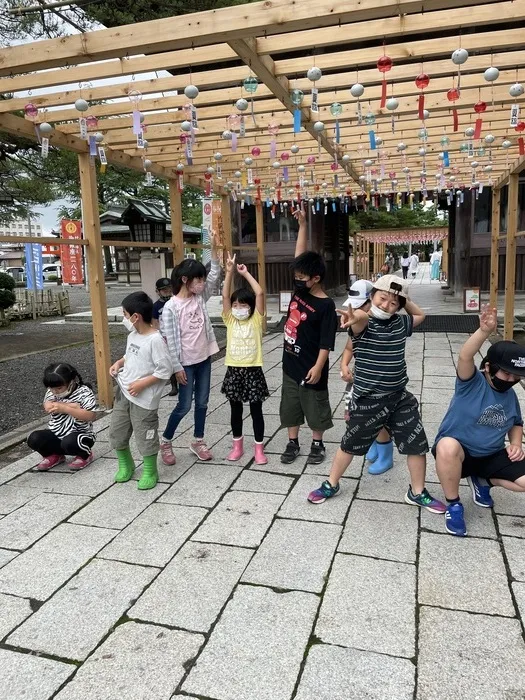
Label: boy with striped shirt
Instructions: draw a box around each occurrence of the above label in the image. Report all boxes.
[308,275,445,513]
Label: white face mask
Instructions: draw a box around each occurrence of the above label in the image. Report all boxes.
[370,304,394,321]
[53,382,75,400]
[232,308,251,321]
[122,317,135,332]
[189,281,205,295]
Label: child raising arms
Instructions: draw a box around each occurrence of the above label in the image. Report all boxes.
[221,253,269,464]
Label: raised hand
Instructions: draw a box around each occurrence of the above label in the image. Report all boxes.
[479,304,498,335]
[336,306,354,329]
[292,208,306,225]
[225,252,236,273]
[236,263,248,277]
[209,229,219,250]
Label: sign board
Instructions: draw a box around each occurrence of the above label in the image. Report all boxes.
[60,219,84,284]
[280,291,292,313]
[25,243,43,290]
[463,287,481,313]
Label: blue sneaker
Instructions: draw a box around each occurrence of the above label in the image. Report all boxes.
[368,440,394,475]
[307,480,340,504]
[445,502,467,536]
[366,441,378,463]
[466,475,493,508]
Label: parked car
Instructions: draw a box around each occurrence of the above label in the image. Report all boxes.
[42,263,62,280]
[4,266,25,280]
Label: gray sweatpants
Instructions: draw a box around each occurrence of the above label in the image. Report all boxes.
[109,387,159,457]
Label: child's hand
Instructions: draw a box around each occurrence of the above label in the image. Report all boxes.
[175,369,188,386]
[44,401,58,414]
[225,252,236,273]
[336,307,354,329]
[480,305,498,335]
[293,209,306,225]
[507,443,524,462]
[127,379,146,397]
[305,365,322,384]
[109,362,121,377]
[236,263,248,277]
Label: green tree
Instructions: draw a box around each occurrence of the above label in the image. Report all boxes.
[349,203,446,233]
[0,271,16,324]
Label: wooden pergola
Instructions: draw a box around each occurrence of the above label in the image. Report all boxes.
[1,0,525,404]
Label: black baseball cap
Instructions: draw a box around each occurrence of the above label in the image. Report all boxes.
[486,341,525,377]
[155,277,171,290]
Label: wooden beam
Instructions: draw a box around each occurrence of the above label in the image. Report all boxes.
[0,0,497,75]
[504,173,519,340]
[169,180,184,264]
[493,155,525,190]
[78,152,113,408]
[441,235,448,280]
[255,201,267,332]
[0,235,89,245]
[489,187,501,309]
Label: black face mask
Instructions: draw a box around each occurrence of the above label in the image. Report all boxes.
[490,374,519,393]
[294,279,309,292]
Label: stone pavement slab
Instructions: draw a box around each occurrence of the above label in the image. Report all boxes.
[420,485,497,539]
[279,474,357,525]
[357,460,411,505]
[0,454,41,485]
[0,523,116,601]
[242,518,341,593]
[98,503,206,567]
[338,500,418,564]
[248,451,307,475]
[493,489,525,516]
[0,649,74,700]
[11,457,117,497]
[419,532,514,616]
[158,463,241,508]
[129,541,252,633]
[191,490,284,548]
[316,553,416,658]
[0,492,89,550]
[295,644,415,700]
[0,548,17,568]
[54,622,204,700]
[0,592,32,640]
[496,514,525,538]
[68,481,167,530]
[0,483,41,514]
[502,536,525,582]
[511,581,525,621]
[183,585,318,700]
[8,558,156,660]
[231,468,294,494]
[418,606,525,700]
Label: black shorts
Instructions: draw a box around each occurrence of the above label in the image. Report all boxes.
[432,442,525,482]
[341,389,428,456]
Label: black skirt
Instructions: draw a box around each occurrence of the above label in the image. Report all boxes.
[221,366,270,403]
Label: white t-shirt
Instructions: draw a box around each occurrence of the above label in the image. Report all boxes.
[400,257,410,268]
[117,330,173,410]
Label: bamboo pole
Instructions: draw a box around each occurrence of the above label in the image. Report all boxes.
[255,202,267,332]
[504,173,519,340]
[168,180,184,265]
[489,187,501,309]
[78,152,113,408]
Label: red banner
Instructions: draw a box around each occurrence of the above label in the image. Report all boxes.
[60,220,84,284]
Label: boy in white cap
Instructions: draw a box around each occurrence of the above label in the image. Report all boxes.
[341,279,394,474]
[308,274,444,514]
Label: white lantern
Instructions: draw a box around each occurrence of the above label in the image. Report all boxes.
[176,163,184,172]
[307,67,322,82]
[272,161,281,169]
[222,130,233,140]
[181,121,192,132]
[484,133,495,144]
[184,84,199,99]
[418,147,427,156]
[509,83,524,98]
[465,127,475,138]
[350,83,364,98]
[502,140,512,149]
[342,154,351,163]
[206,166,215,174]
[386,97,399,111]
[143,159,152,170]
[313,121,325,132]
[471,161,479,168]
[397,142,407,152]
[291,144,300,154]
[484,66,499,82]
[235,98,249,111]
[484,165,493,172]
[213,152,223,161]
[75,98,89,112]
[244,157,253,166]
[234,170,242,178]
[94,132,104,143]
[451,48,469,65]
[39,122,53,134]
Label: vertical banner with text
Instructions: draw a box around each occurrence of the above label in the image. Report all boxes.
[25,243,44,290]
[201,198,222,267]
[60,220,84,284]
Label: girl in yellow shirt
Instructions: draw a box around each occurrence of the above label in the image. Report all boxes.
[222,252,269,465]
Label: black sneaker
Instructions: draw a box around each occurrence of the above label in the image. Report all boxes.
[307,442,326,465]
[280,440,300,464]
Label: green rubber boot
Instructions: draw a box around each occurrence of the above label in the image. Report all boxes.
[138,454,158,490]
[114,447,135,483]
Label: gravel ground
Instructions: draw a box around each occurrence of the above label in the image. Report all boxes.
[0,325,227,438]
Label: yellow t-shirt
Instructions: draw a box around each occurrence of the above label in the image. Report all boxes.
[223,309,264,367]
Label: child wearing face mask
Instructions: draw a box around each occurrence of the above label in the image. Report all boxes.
[221,252,269,464]
[27,362,97,471]
[109,291,173,490]
[433,306,525,537]
[152,277,178,397]
[160,232,221,465]
[308,274,445,515]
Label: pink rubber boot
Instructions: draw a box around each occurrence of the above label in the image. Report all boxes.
[254,441,268,465]
[227,437,244,461]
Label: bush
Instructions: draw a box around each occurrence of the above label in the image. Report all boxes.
[0,272,16,311]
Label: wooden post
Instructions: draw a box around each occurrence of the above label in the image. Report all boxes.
[221,194,233,252]
[255,201,267,332]
[441,235,449,280]
[78,153,113,408]
[169,180,184,265]
[489,187,501,309]
[504,174,519,340]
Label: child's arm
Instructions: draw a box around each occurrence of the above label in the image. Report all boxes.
[204,230,221,299]
[305,349,330,385]
[161,304,184,381]
[109,357,125,377]
[292,208,307,257]
[222,252,235,314]
[457,305,497,381]
[336,306,369,334]
[341,338,354,382]
[404,298,425,328]
[507,425,525,461]
[47,402,96,421]
[236,263,265,315]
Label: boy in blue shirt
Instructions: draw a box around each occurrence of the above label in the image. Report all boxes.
[433,306,525,536]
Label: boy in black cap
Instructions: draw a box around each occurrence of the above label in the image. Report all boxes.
[153,278,178,397]
[434,305,525,536]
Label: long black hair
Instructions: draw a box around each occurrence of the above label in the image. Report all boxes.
[171,259,207,294]
[43,363,89,389]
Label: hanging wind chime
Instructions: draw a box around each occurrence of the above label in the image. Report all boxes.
[377,52,393,109]
[415,72,430,121]
[290,88,305,134]
[243,75,259,125]
[307,66,322,113]
[350,81,365,124]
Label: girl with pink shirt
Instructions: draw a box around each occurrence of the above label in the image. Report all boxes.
[160,233,220,464]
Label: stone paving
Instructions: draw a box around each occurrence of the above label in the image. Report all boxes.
[2,270,525,699]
